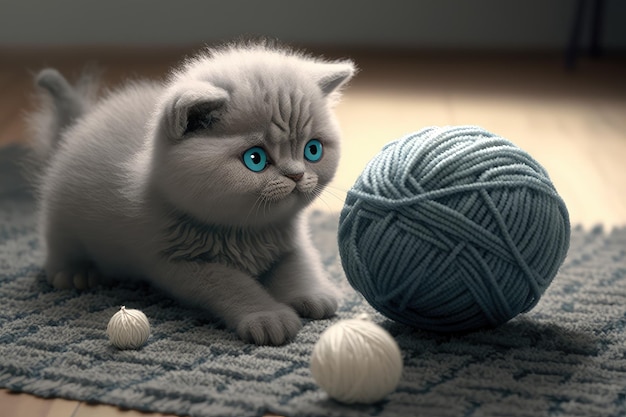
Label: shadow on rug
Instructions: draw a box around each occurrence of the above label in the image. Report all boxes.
[1,145,626,417]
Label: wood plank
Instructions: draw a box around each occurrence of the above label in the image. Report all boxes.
[0,389,79,417]
[74,402,178,417]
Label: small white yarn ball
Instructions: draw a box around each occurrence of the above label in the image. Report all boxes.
[106,306,151,350]
[310,314,403,404]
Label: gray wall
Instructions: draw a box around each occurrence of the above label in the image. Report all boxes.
[1,0,625,50]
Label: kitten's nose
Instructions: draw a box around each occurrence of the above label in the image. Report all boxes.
[285,172,304,182]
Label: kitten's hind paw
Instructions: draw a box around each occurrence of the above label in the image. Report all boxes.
[289,293,338,320]
[236,306,302,346]
[47,267,101,290]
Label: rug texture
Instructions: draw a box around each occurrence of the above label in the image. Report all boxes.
[1,145,626,417]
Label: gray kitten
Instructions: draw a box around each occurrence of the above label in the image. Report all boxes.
[29,42,355,345]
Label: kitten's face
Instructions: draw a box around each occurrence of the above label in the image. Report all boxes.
[151,46,354,227]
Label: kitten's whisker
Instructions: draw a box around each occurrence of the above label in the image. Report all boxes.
[308,187,335,214]
[244,195,263,225]
[324,183,350,194]
[261,196,270,220]
[315,187,346,204]
[304,190,317,209]
[261,196,269,221]
[315,195,333,214]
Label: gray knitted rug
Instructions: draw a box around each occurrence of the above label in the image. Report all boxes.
[1,145,626,417]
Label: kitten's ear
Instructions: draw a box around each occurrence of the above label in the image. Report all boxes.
[314,60,356,97]
[163,80,229,139]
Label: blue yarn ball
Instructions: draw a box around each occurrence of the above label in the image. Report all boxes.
[338,126,570,333]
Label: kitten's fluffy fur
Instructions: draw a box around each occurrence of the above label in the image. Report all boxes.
[30,42,355,345]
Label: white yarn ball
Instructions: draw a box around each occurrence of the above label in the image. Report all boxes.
[107,306,151,350]
[310,314,403,404]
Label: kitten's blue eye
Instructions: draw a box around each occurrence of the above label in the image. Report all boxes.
[304,139,323,162]
[242,147,268,172]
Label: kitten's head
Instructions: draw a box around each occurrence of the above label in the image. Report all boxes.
[150,43,355,226]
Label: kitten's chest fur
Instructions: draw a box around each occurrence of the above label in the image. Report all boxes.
[161,212,294,276]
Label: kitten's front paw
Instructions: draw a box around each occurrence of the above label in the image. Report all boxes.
[236,306,302,346]
[289,292,338,320]
[47,267,101,290]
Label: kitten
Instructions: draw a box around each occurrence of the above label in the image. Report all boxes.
[29,42,356,345]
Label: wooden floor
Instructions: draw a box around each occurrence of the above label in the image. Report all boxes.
[0,45,625,417]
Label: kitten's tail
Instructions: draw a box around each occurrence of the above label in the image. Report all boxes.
[28,67,100,161]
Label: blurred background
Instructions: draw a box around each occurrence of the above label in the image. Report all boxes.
[0,0,625,225]
[1,0,625,50]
